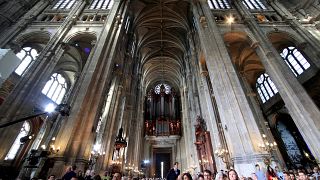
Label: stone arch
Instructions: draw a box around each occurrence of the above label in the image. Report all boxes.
[64,31,97,43]
[266,30,305,51]
[54,31,97,86]
[10,30,51,53]
[14,30,51,46]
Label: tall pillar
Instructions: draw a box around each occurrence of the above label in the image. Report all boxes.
[233,0,320,159]
[192,0,267,175]
[49,0,129,175]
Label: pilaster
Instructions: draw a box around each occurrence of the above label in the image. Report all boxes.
[192,0,267,175]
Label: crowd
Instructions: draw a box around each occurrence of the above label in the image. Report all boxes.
[170,164,320,180]
[32,163,320,180]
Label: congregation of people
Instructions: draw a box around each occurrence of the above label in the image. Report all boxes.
[165,164,320,180]
[31,163,320,180]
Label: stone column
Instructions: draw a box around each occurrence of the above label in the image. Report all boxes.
[192,0,267,175]
[49,0,129,173]
[233,0,320,159]
[198,71,226,170]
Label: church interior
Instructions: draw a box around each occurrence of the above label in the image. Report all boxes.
[0,0,320,179]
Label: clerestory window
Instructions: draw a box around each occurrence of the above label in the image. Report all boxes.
[89,0,114,9]
[256,73,278,103]
[4,122,30,160]
[242,0,266,10]
[15,47,39,76]
[208,0,231,9]
[53,0,76,9]
[41,73,67,104]
[280,46,310,76]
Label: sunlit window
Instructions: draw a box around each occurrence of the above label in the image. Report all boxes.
[89,0,114,9]
[53,0,76,9]
[256,73,278,103]
[208,0,231,9]
[42,73,67,104]
[155,84,171,94]
[280,46,310,76]
[4,122,30,160]
[242,0,266,10]
[15,47,38,76]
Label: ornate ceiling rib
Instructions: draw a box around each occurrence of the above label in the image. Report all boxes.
[132,0,190,91]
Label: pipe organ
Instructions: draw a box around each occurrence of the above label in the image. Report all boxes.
[144,84,181,136]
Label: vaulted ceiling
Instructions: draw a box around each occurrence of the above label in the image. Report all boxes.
[130,0,191,91]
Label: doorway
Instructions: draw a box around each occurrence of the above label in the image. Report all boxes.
[153,148,171,178]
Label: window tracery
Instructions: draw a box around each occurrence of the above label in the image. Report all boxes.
[15,47,39,76]
[4,122,30,160]
[242,0,266,10]
[208,0,231,9]
[89,0,114,9]
[256,73,278,103]
[280,46,310,76]
[41,73,67,104]
[53,0,76,9]
[154,84,171,94]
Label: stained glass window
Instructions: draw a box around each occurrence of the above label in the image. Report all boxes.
[5,122,30,160]
[242,0,266,10]
[256,73,278,103]
[280,46,310,76]
[208,0,231,9]
[89,0,114,9]
[53,0,76,9]
[15,47,38,76]
[42,73,67,104]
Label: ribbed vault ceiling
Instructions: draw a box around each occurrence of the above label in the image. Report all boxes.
[224,32,264,86]
[131,0,190,91]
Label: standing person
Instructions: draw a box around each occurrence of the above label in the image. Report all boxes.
[48,175,56,180]
[228,169,239,180]
[312,167,320,180]
[255,164,266,180]
[182,173,193,180]
[283,172,291,180]
[198,174,204,180]
[266,166,278,180]
[297,170,308,180]
[167,162,180,180]
[62,165,77,180]
[251,173,258,180]
[112,173,121,180]
[203,170,212,180]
